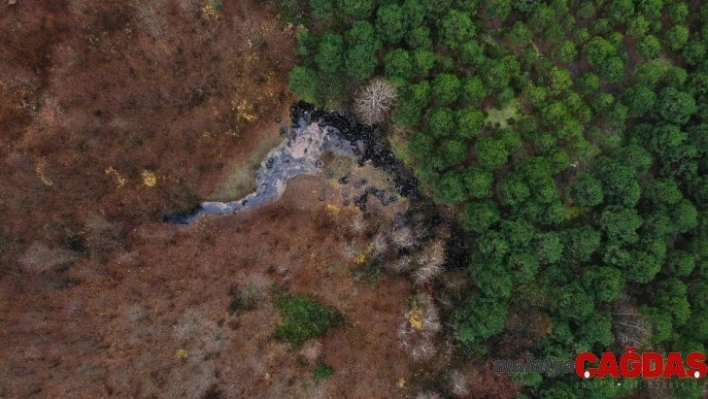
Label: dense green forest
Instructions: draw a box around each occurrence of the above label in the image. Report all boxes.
[280,0,708,397]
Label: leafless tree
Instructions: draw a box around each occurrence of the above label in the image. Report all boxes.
[340,241,359,260]
[371,232,390,257]
[414,263,442,285]
[390,226,416,249]
[390,255,412,272]
[448,370,470,397]
[416,391,442,399]
[418,239,446,268]
[422,310,441,335]
[410,340,436,361]
[612,294,651,347]
[399,293,440,362]
[353,77,397,125]
[414,240,446,285]
[349,213,367,234]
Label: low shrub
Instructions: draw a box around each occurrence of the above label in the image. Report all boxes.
[274,293,343,347]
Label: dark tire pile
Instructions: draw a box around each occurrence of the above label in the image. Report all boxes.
[290,101,421,209]
[165,102,422,223]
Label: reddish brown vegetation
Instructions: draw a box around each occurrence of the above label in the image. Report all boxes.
[0,175,417,397]
[0,0,296,270]
[0,2,521,397]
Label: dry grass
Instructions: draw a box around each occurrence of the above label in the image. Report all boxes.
[18,242,80,274]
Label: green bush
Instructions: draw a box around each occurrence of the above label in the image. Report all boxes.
[274,293,343,347]
[313,361,334,381]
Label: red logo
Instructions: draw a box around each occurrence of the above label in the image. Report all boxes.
[575,348,706,379]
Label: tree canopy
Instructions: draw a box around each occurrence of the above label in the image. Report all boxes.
[281,1,708,395]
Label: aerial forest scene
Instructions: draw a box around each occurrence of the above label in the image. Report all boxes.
[2,0,708,397]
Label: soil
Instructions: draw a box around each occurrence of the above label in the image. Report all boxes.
[0,1,518,398]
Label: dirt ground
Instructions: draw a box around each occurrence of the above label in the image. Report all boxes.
[0,1,519,397]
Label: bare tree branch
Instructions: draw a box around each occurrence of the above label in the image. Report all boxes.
[353,77,397,125]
